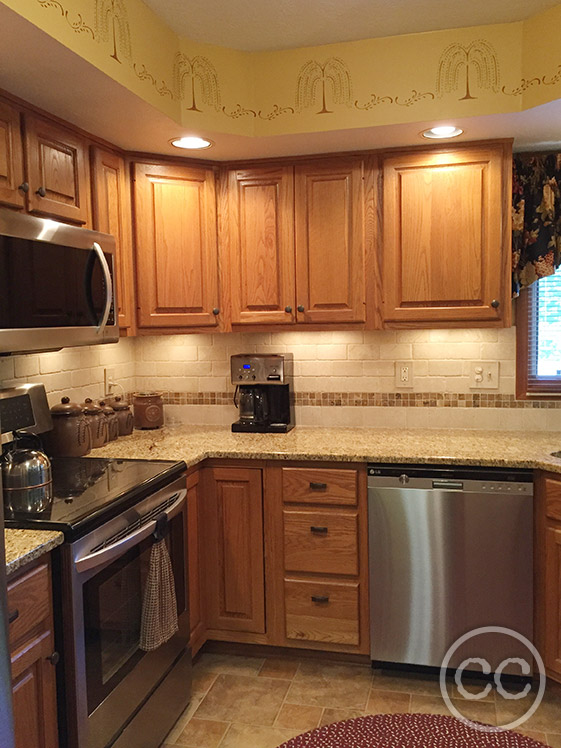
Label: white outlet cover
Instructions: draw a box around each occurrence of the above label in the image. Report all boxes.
[395,361,414,388]
[469,361,500,389]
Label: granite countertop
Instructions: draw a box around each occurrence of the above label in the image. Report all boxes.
[90,424,561,474]
[4,529,64,577]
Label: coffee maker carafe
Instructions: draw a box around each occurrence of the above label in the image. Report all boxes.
[231,354,294,433]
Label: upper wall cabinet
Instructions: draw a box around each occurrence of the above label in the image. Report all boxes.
[228,166,296,325]
[24,114,91,225]
[91,148,135,332]
[295,159,367,324]
[0,100,25,209]
[382,143,510,326]
[133,162,220,329]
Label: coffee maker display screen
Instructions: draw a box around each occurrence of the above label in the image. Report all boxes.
[243,364,251,369]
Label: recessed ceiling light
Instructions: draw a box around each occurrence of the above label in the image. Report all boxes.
[170,136,213,150]
[421,125,464,140]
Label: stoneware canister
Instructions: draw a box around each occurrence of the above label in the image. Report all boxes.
[45,397,91,457]
[98,401,120,442]
[112,396,134,436]
[81,398,108,448]
[133,392,164,429]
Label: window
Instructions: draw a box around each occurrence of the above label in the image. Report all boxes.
[516,266,561,397]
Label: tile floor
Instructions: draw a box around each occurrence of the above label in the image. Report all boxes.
[161,653,561,748]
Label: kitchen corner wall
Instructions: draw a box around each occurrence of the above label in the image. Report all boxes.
[1,329,559,431]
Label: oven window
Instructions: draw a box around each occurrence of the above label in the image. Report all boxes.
[82,514,185,715]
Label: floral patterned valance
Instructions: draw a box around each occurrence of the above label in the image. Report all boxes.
[512,153,561,296]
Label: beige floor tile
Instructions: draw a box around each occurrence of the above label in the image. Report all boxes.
[296,660,372,683]
[320,708,364,727]
[286,667,371,711]
[218,723,297,748]
[194,673,290,726]
[175,718,230,748]
[192,669,218,695]
[164,694,205,743]
[495,688,561,733]
[371,669,444,697]
[410,694,497,726]
[448,679,496,703]
[512,729,547,744]
[274,703,322,731]
[259,658,300,681]
[366,689,411,714]
[196,653,265,677]
[547,733,561,747]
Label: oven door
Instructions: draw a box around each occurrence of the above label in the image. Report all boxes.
[63,479,189,748]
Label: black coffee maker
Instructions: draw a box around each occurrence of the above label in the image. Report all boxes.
[231,354,294,433]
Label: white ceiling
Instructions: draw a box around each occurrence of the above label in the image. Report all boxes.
[142,0,560,51]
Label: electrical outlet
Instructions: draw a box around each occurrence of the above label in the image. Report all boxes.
[470,361,499,389]
[395,361,413,388]
[104,368,116,395]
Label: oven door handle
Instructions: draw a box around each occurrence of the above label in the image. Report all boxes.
[74,490,186,574]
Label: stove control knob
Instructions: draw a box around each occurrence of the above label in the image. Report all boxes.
[399,474,410,485]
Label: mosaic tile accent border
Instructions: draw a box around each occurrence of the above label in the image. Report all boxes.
[148,391,561,409]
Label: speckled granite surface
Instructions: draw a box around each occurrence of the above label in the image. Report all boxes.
[90,424,561,474]
[5,529,64,576]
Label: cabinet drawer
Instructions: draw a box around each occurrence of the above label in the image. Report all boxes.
[545,477,561,522]
[282,468,357,506]
[283,510,358,575]
[284,578,359,645]
[7,563,50,648]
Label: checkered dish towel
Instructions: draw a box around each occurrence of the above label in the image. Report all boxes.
[139,538,179,651]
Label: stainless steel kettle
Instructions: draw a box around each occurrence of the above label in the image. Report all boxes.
[2,432,53,516]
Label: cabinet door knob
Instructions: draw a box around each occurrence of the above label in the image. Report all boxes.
[310,525,328,534]
[491,299,500,309]
[285,306,292,314]
[212,307,220,315]
[18,182,29,194]
[8,609,19,624]
[311,595,329,604]
[35,186,47,198]
[46,651,60,666]
[297,305,305,313]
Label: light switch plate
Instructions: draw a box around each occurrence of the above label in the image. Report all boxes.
[469,361,499,389]
[395,361,414,388]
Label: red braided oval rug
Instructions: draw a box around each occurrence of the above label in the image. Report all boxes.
[277,713,546,748]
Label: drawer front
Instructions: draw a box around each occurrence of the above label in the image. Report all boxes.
[545,477,561,523]
[284,578,359,645]
[7,563,50,648]
[282,468,357,506]
[283,510,358,575]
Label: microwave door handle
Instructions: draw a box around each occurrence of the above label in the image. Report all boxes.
[92,241,113,334]
[74,489,186,574]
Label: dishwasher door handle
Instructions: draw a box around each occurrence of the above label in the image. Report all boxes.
[432,480,464,490]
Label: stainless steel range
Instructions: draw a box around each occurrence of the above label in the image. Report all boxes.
[1,385,191,748]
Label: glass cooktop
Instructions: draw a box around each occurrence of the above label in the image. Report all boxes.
[3,457,186,539]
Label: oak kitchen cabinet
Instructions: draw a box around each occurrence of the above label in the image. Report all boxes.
[537,472,561,683]
[133,161,221,330]
[227,158,370,327]
[382,142,511,326]
[91,147,136,332]
[0,100,25,210]
[186,469,206,656]
[7,559,58,748]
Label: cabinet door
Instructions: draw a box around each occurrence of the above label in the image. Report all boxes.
[187,471,205,654]
[382,145,507,324]
[24,114,90,224]
[228,166,295,325]
[134,162,220,328]
[11,629,58,748]
[545,525,561,678]
[0,100,25,209]
[295,159,366,323]
[91,148,135,331]
[203,467,265,633]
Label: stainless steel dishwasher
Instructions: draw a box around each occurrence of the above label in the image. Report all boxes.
[368,464,534,672]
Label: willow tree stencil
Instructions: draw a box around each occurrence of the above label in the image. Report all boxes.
[295,58,352,114]
[95,0,132,63]
[173,54,221,111]
[437,40,499,100]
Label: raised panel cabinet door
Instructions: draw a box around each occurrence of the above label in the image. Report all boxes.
[134,162,219,328]
[545,525,561,678]
[228,166,296,324]
[24,114,90,224]
[0,100,25,209]
[295,159,366,323]
[204,467,265,633]
[382,145,508,324]
[91,148,135,331]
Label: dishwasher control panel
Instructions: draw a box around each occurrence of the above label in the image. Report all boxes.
[367,464,533,495]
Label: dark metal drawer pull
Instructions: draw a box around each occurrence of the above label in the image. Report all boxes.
[309,481,327,490]
[8,609,19,624]
[311,595,329,604]
[310,526,328,534]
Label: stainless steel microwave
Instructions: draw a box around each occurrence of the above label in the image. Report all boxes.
[0,209,119,354]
